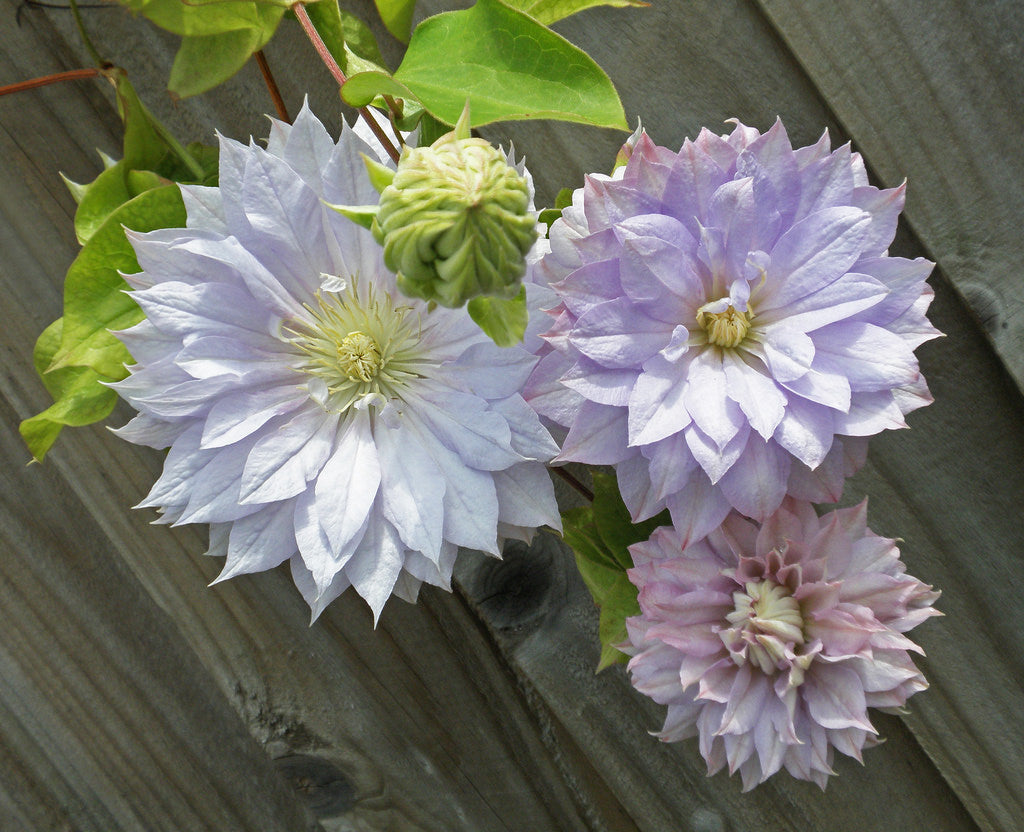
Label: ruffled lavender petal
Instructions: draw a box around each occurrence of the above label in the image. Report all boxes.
[525,119,939,538]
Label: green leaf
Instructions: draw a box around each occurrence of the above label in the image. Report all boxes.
[51,185,187,378]
[119,0,283,97]
[113,70,168,171]
[111,72,210,181]
[539,189,574,229]
[374,0,416,42]
[20,319,119,462]
[120,0,282,36]
[467,286,528,347]
[71,162,133,245]
[561,470,669,671]
[169,23,278,98]
[562,505,623,574]
[127,169,169,196]
[417,112,449,146]
[342,70,418,109]
[182,142,220,184]
[388,0,627,129]
[306,0,387,74]
[538,207,561,228]
[592,471,668,570]
[504,0,648,25]
[60,172,90,205]
[361,153,396,193]
[571,543,639,670]
[325,202,378,230]
[596,573,639,670]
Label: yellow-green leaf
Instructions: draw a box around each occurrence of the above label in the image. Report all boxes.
[504,0,648,25]
[169,25,277,98]
[374,0,416,42]
[20,319,119,462]
[388,0,627,129]
[51,185,187,378]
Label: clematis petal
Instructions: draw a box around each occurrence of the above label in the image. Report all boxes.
[112,106,560,619]
[622,494,936,790]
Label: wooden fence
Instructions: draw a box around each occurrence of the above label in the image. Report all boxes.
[1,0,1021,829]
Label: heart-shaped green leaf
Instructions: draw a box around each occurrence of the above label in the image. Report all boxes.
[51,185,187,378]
[504,0,648,25]
[386,0,627,128]
[20,319,120,462]
[373,0,416,42]
[562,471,670,669]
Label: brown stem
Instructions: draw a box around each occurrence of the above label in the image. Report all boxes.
[552,467,594,502]
[293,3,401,163]
[0,67,100,97]
[254,50,290,123]
[382,94,406,147]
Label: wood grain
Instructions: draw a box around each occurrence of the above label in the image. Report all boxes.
[1,4,623,829]
[3,0,1022,830]
[754,0,1024,396]
[0,413,317,832]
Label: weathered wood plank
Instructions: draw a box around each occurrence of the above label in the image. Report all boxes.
[458,2,1024,830]
[0,398,319,831]
[753,0,1024,401]
[0,6,635,830]
[5,0,1022,829]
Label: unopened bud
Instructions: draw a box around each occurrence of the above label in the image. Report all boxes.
[372,109,537,308]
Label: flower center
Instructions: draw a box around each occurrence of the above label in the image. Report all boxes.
[721,580,805,675]
[697,304,752,348]
[285,283,423,414]
[337,331,382,382]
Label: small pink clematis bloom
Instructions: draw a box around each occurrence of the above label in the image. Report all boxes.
[624,498,940,790]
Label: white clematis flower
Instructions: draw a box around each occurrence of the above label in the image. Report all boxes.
[112,103,560,621]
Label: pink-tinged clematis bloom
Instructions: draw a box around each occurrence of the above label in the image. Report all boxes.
[624,498,940,789]
[525,119,940,543]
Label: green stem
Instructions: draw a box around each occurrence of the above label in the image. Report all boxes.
[293,3,401,163]
[141,99,205,180]
[552,467,594,502]
[69,0,104,68]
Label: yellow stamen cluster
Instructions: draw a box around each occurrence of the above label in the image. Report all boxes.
[337,331,382,383]
[285,284,422,414]
[697,304,752,348]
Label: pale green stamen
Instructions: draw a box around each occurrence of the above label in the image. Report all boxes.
[697,304,752,348]
[285,282,422,414]
[338,331,382,382]
[724,580,805,675]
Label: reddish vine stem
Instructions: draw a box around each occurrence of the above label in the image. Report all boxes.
[0,67,99,98]
[254,50,290,123]
[552,466,595,502]
[293,3,401,163]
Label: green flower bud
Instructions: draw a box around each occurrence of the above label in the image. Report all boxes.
[372,118,537,308]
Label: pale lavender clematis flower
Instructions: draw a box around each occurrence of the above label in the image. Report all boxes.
[624,498,940,790]
[525,120,940,543]
[111,103,560,621]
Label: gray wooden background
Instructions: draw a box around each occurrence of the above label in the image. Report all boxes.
[2,1,1022,830]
